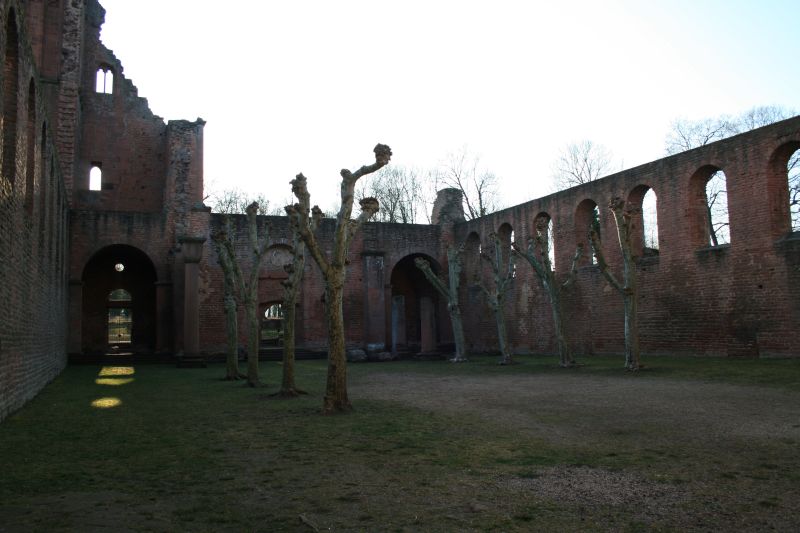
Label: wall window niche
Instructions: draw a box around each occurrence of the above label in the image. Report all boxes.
[89,164,102,191]
[95,67,114,94]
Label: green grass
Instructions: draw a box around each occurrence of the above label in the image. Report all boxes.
[0,355,799,531]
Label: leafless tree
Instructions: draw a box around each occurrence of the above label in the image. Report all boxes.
[552,140,614,190]
[589,198,642,371]
[213,203,272,386]
[513,217,583,367]
[273,223,308,398]
[436,147,501,220]
[415,245,467,362]
[211,219,244,381]
[475,233,516,365]
[356,165,430,224]
[666,105,800,240]
[285,144,390,414]
[207,189,287,216]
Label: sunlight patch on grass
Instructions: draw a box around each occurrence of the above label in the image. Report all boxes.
[90,397,122,409]
[98,366,135,377]
[95,378,134,386]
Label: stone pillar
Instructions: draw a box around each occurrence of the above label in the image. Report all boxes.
[420,296,436,353]
[391,295,406,354]
[362,252,386,352]
[155,281,172,354]
[179,236,205,363]
[67,280,82,354]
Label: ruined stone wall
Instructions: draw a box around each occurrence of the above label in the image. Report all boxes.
[456,117,800,358]
[74,0,169,212]
[196,214,444,355]
[0,0,70,421]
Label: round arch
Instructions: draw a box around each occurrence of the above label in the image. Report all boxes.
[688,164,728,247]
[627,184,659,256]
[575,198,600,265]
[767,141,800,235]
[388,253,442,354]
[81,244,157,354]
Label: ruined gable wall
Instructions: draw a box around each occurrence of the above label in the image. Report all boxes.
[0,0,70,421]
[455,117,800,358]
[73,0,168,212]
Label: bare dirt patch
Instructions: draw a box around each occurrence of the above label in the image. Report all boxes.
[351,372,800,446]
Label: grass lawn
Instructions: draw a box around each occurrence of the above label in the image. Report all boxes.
[1,354,799,532]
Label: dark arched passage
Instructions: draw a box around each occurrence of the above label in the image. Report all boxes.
[81,244,157,354]
[389,254,441,354]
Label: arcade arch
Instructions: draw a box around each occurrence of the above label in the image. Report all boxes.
[81,245,157,353]
[389,254,441,354]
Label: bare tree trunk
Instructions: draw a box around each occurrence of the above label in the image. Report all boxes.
[493,302,512,364]
[512,219,583,368]
[212,222,244,380]
[323,278,349,412]
[286,144,391,414]
[214,205,272,387]
[477,233,515,364]
[275,231,307,397]
[223,294,241,379]
[589,197,642,371]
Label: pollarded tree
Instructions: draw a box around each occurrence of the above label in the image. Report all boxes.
[285,144,391,414]
[275,213,309,398]
[589,197,642,371]
[512,217,583,367]
[475,232,516,365]
[415,245,467,362]
[214,202,272,387]
[211,219,244,381]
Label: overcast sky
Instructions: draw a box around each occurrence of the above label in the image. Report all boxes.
[98,0,799,214]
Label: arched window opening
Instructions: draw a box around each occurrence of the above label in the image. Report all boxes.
[533,213,557,271]
[108,289,132,344]
[642,189,659,252]
[25,81,36,214]
[95,67,113,94]
[3,11,20,185]
[497,223,514,278]
[706,170,730,246]
[790,148,799,232]
[261,303,284,345]
[109,289,132,302]
[627,185,659,257]
[89,164,102,191]
[575,199,600,265]
[464,232,482,286]
[39,124,47,227]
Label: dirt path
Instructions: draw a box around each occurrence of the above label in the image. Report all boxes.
[351,372,800,447]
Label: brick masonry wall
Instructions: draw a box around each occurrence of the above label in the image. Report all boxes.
[1,0,70,422]
[456,117,800,358]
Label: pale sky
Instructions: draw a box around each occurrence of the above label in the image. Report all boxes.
[98,0,799,215]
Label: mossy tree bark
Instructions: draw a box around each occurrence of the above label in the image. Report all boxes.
[286,144,391,414]
[476,232,516,364]
[589,197,642,371]
[216,203,272,387]
[211,218,244,380]
[275,218,308,397]
[415,245,467,362]
[512,217,583,367]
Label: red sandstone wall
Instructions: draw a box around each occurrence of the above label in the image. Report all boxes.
[0,0,70,421]
[456,117,800,358]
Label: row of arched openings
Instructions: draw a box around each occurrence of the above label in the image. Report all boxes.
[2,9,65,281]
[465,151,798,274]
